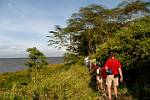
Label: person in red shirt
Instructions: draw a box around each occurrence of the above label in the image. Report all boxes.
[103,53,123,100]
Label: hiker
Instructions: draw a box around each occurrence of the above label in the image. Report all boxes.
[100,66,107,93]
[95,61,106,93]
[103,53,123,100]
[89,58,96,72]
[84,56,90,69]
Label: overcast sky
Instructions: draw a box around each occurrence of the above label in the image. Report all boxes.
[0,0,122,58]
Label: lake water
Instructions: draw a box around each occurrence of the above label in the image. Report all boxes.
[0,57,64,73]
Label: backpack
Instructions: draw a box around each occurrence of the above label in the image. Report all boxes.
[106,68,113,75]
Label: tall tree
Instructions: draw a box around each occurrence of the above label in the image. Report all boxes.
[47,0,150,56]
[48,4,109,56]
[112,0,150,24]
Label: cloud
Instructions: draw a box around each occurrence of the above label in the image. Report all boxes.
[0,31,64,58]
[0,0,123,58]
[0,0,85,58]
[0,44,27,58]
[0,18,55,34]
[0,7,65,58]
[0,44,64,58]
[0,45,23,51]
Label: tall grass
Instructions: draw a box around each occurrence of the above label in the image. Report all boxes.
[0,64,97,99]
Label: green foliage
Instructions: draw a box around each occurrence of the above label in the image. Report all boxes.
[48,0,150,56]
[25,47,48,68]
[41,64,97,99]
[0,64,97,99]
[95,16,150,99]
[97,16,150,69]
[47,1,150,98]
[76,56,85,65]
[0,70,31,90]
[64,52,85,66]
[64,52,79,65]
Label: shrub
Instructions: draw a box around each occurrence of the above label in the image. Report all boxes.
[25,47,48,68]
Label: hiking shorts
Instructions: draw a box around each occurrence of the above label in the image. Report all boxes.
[106,75,119,87]
[96,76,103,83]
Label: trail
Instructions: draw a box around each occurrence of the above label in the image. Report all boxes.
[88,69,135,100]
[97,93,134,100]
[95,88,135,100]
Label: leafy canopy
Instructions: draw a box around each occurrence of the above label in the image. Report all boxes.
[47,0,150,57]
[25,47,48,68]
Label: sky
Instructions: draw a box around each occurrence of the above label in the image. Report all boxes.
[0,0,123,58]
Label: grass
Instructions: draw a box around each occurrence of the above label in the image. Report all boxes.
[0,64,97,99]
[0,63,138,100]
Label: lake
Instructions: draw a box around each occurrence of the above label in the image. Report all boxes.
[0,57,64,73]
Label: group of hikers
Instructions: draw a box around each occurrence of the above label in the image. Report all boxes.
[84,53,123,100]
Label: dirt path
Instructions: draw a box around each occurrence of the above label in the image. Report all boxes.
[95,91,135,100]
[97,94,134,100]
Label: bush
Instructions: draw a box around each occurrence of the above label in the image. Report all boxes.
[96,16,150,99]
[25,47,48,68]
[0,64,98,99]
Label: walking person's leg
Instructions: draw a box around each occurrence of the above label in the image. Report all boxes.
[107,85,112,100]
[106,75,114,100]
[102,79,106,92]
[113,77,119,98]
[100,78,103,90]
[114,86,118,98]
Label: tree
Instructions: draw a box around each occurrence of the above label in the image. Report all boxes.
[25,47,48,68]
[97,16,150,69]
[47,0,150,57]
[112,0,150,24]
[46,1,150,98]
[48,4,109,56]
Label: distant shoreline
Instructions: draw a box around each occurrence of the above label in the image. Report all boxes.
[0,57,64,73]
